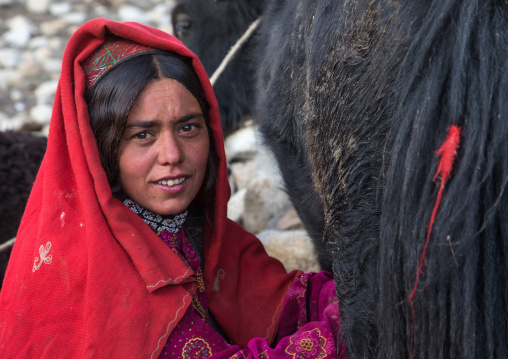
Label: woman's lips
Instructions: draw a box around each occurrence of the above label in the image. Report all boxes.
[153,176,188,193]
[157,177,186,186]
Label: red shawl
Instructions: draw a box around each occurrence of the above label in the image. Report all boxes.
[0,19,301,357]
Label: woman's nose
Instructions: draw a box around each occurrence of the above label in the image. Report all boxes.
[157,132,184,165]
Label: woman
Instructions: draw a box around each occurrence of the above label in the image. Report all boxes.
[0,19,345,358]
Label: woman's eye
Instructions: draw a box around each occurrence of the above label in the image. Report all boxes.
[180,124,197,133]
[134,131,153,140]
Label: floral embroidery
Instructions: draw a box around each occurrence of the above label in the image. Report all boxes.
[285,328,327,359]
[191,294,206,321]
[296,276,309,329]
[196,268,205,292]
[182,338,212,358]
[229,353,247,359]
[32,242,53,272]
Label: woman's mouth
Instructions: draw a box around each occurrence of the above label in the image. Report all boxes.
[157,177,186,187]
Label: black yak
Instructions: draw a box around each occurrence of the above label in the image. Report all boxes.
[171,0,264,135]
[0,131,46,288]
[172,0,508,358]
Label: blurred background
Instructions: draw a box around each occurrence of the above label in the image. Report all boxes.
[0,0,320,272]
[0,0,174,134]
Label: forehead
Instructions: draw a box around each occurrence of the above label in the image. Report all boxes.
[138,78,199,105]
[128,78,202,119]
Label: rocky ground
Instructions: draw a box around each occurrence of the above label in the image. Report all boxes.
[0,0,321,272]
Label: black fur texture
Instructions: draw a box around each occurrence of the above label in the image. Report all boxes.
[171,0,264,135]
[0,131,46,288]
[173,0,508,357]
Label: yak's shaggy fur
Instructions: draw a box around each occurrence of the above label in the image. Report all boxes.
[171,0,263,135]
[0,131,46,287]
[173,0,508,358]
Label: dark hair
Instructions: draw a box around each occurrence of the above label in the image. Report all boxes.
[86,51,218,218]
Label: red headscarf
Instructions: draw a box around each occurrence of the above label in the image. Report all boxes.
[0,19,301,357]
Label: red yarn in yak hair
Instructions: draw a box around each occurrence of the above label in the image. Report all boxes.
[408,124,462,359]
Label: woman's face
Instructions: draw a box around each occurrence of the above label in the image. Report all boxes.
[118,78,209,215]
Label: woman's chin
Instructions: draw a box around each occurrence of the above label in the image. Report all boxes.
[147,200,190,216]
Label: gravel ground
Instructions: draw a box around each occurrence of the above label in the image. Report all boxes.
[0,0,175,133]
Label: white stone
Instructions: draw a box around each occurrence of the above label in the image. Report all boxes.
[49,2,72,16]
[73,3,85,11]
[118,5,151,24]
[159,24,174,36]
[257,230,321,273]
[4,28,31,48]
[0,70,23,90]
[41,124,50,136]
[0,111,9,130]
[10,89,23,102]
[0,0,16,6]
[39,19,68,37]
[14,102,26,112]
[229,160,256,190]
[147,4,171,26]
[224,125,259,162]
[30,104,53,125]
[6,15,35,31]
[48,37,64,52]
[94,6,109,17]
[34,80,59,105]
[41,58,62,75]
[65,25,80,36]
[109,0,127,6]
[61,12,87,25]
[33,46,52,65]
[0,48,22,69]
[28,36,49,50]
[0,112,26,131]
[4,15,35,48]
[269,207,305,231]
[227,188,246,223]
[242,176,293,234]
[18,50,41,76]
[26,0,51,14]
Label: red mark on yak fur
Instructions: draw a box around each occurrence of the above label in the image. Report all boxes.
[408,124,461,359]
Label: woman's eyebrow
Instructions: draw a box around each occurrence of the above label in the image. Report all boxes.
[124,120,160,129]
[177,112,205,123]
[124,113,204,129]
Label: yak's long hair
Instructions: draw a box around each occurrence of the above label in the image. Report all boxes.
[378,0,508,357]
[301,0,508,357]
[257,0,507,357]
[175,0,507,356]
[172,0,264,134]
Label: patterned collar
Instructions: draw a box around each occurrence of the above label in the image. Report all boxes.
[122,197,187,234]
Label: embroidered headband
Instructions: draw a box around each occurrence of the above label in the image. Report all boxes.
[83,37,159,96]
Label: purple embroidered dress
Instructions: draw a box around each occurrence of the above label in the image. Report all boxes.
[124,198,346,358]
